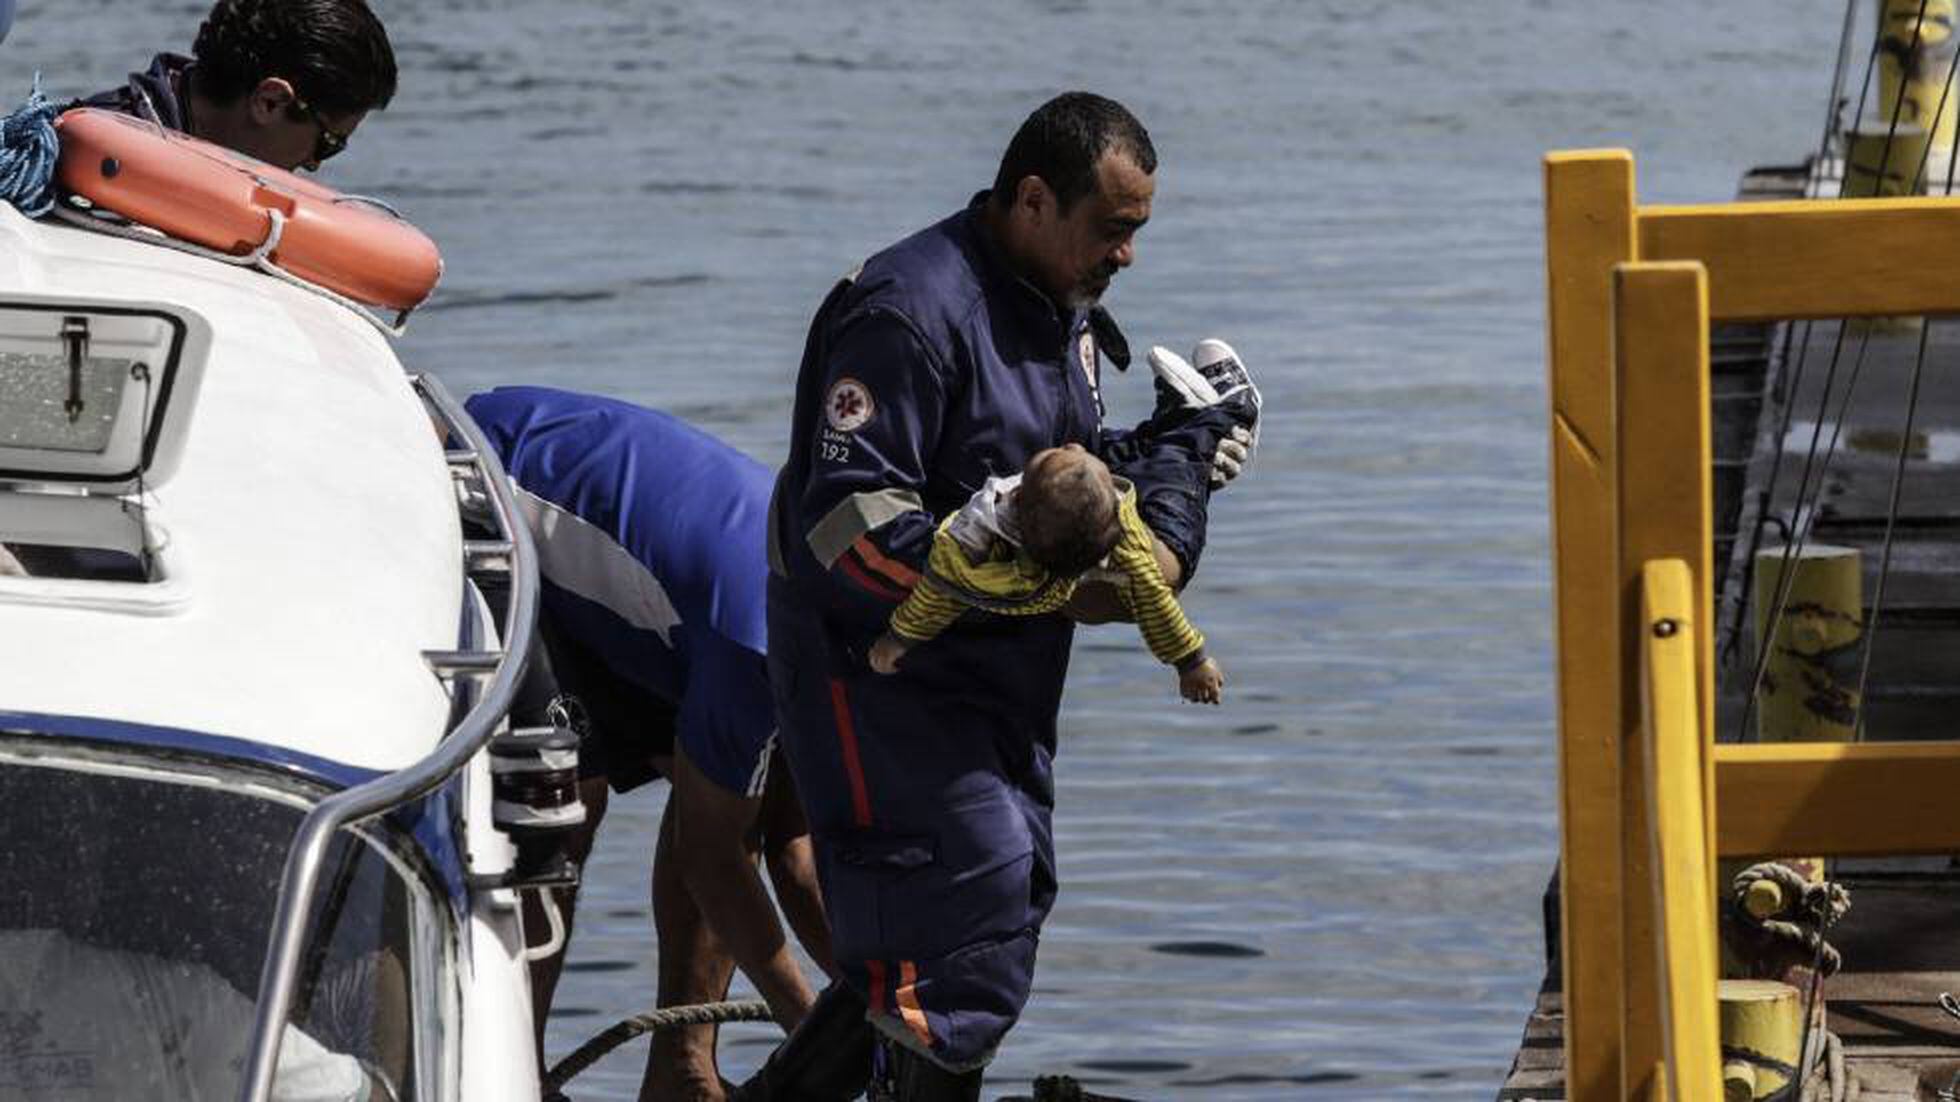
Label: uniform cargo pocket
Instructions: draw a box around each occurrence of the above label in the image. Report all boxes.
[882,790,1037,961]
[835,830,936,871]
[822,830,936,966]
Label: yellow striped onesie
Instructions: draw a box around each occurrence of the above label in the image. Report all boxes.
[888,483,1206,669]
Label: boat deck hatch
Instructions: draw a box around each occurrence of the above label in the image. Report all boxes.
[0,297,208,489]
[0,296,211,587]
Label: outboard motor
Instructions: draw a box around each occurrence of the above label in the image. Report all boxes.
[485,725,583,889]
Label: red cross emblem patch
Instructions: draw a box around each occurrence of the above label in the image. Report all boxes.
[824,377,875,433]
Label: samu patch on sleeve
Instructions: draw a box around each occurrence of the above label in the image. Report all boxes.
[824,377,875,432]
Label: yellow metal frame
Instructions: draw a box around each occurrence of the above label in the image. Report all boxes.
[1545,149,1960,1099]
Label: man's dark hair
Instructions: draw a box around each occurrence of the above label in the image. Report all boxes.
[192,0,397,116]
[1018,458,1121,577]
[991,91,1156,214]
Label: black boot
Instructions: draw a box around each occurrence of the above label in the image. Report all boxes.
[728,982,875,1101]
[868,1036,983,1102]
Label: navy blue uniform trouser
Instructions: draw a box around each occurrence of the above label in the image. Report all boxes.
[767,577,1060,1071]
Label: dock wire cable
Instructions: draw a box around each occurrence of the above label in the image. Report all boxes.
[1738,326,1881,740]
[1812,0,1866,195]
[1849,111,1960,739]
[1739,5,1922,738]
[1793,880,1845,1102]
[1729,5,1887,687]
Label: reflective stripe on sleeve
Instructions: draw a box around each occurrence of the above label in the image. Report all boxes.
[807,488,924,569]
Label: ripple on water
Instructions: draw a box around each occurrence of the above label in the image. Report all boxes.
[1171,1071,1364,1087]
[1078,1059,1193,1074]
[1148,941,1266,959]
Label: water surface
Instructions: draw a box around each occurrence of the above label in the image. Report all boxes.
[5,2,1845,1096]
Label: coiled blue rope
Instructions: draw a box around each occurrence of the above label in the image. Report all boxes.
[0,77,60,218]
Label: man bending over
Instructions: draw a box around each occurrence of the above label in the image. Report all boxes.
[469,386,832,1102]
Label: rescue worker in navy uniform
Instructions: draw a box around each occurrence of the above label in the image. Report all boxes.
[75,0,396,173]
[744,92,1260,1100]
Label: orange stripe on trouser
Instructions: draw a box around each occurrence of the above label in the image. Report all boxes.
[827,679,873,827]
[896,960,934,1048]
[866,959,889,1017]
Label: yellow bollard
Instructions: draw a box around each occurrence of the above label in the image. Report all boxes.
[1741,877,1786,921]
[1845,127,1937,330]
[1845,123,1936,197]
[1719,980,1804,1100]
[1752,544,1863,744]
[1724,547,1861,981]
[1878,0,1960,170]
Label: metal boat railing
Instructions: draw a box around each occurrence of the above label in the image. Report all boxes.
[236,371,538,1102]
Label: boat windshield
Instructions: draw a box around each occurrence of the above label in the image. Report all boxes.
[0,743,435,1101]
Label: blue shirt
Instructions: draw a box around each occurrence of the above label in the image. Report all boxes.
[468,387,776,785]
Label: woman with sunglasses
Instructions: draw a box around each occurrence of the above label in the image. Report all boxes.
[74,0,395,173]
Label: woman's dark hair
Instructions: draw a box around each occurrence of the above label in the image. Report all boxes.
[991,91,1156,214]
[192,0,397,116]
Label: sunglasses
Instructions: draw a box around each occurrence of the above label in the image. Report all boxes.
[287,91,352,166]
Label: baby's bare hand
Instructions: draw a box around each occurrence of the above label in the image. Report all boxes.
[869,634,907,675]
[1179,656,1224,705]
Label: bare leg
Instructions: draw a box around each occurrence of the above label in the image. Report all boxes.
[525,776,610,1053]
[666,745,817,1025]
[644,781,739,1102]
[757,755,835,978]
[644,745,830,1099]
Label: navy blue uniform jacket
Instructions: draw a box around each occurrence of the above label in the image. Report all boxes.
[769,196,1126,748]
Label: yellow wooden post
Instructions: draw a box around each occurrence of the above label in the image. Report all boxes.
[1752,544,1863,743]
[1877,0,1959,165]
[1545,149,1637,1101]
[1640,558,1723,1102]
[1614,260,1714,1101]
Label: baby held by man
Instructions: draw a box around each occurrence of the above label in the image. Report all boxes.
[869,443,1225,704]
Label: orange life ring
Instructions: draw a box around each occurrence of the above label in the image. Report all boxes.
[53,107,443,314]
